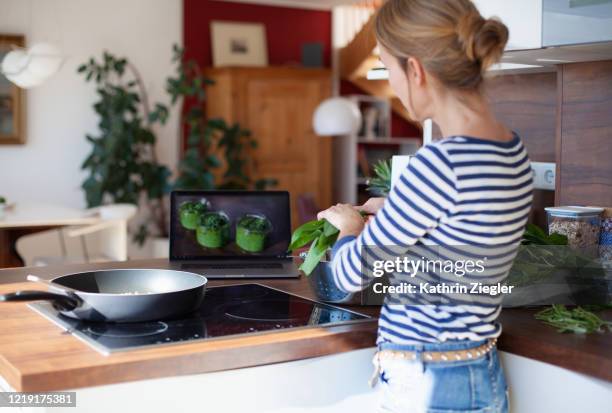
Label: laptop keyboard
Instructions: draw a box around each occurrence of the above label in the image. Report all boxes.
[182,263,284,270]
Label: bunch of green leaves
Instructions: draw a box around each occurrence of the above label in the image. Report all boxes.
[200,212,229,229]
[238,215,271,233]
[521,223,568,246]
[510,223,606,287]
[218,123,278,190]
[288,219,340,275]
[166,45,276,191]
[508,224,569,286]
[77,52,171,245]
[367,159,392,196]
[0,196,5,204]
[535,305,612,334]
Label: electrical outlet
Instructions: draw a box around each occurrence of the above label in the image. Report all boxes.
[531,162,556,191]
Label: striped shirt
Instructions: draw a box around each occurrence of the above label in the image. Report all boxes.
[330,133,534,344]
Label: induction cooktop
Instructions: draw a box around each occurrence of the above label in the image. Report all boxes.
[28,283,371,355]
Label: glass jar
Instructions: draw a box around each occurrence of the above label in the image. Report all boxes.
[196,211,230,249]
[545,206,603,249]
[235,214,272,253]
[599,208,612,263]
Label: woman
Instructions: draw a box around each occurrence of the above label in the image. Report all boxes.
[318,1,533,412]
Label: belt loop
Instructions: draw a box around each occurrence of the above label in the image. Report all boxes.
[369,352,381,388]
[418,348,426,373]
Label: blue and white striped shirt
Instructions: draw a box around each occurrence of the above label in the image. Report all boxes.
[331,134,534,344]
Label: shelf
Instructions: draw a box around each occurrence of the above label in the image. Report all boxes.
[357,137,420,145]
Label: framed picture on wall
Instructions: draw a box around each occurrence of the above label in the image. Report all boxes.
[0,34,26,145]
[210,21,268,67]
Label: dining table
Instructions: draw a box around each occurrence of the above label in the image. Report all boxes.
[0,202,99,268]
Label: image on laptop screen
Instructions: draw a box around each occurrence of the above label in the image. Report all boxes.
[170,191,291,259]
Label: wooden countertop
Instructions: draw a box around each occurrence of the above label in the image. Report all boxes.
[0,261,378,392]
[0,259,610,391]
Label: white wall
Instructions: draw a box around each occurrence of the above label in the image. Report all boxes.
[500,351,612,413]
[0,0,182,208]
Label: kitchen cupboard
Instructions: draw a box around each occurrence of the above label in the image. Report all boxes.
[203,67,332,228]
[473,0,612,53]
[472,0,543,51]
[556,60,612,207]
[543,0,612,47]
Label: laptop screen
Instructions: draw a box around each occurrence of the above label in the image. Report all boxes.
[170,191,291,260]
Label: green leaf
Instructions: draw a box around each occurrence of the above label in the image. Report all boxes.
[323,220,339,237]
[299,237,329,276]
[288,229,322,252]
[522,223,568,246]
[289,219,324,246]
[535,305,612,334]
[547,233,569,246]
[527,223,547,239]
[367,159,392,196]
[288,218,342,275]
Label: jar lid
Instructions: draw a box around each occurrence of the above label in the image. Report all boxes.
[545,206,604,217]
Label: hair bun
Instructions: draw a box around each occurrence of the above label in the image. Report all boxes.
[375,0,509,90]
[456,13,508,72]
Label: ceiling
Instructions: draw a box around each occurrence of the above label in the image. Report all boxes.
[214,0,361,10]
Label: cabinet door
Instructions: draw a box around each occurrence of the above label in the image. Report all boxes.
[245,77,331,228]
[473,0,543,50]
[543,0,612,46]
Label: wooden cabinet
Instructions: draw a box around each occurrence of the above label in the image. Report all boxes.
[472,0,543,51]
[203,67,332,228]
[556,61,612,207]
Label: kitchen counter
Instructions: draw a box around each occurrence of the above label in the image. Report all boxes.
[0,259,610,392]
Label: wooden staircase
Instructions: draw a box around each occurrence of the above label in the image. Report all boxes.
[339,12,415,126]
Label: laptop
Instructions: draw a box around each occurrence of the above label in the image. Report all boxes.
[169,190,299,278]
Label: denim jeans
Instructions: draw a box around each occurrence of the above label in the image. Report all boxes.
[375,340,508,413]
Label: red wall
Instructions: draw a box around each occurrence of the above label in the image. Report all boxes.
[183,0,416,137]
[183,0,332,67]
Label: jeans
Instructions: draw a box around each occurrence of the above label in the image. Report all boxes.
[375,340,508,413]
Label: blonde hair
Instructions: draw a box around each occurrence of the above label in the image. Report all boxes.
[375,0,508,90]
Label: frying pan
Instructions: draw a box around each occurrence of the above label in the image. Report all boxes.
[0,269,207,323]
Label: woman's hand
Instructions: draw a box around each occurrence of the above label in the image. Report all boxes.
[317,203,365,239]
[357,197,385,215]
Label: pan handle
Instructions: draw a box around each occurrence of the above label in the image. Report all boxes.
[0,290,80,311]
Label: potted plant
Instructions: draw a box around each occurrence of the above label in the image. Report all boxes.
[236,214,272,253]
[196,211,230,249]
[367,159,392,196]
[167,45,276,191]
[77,52,171,247]
[179,199,209,230]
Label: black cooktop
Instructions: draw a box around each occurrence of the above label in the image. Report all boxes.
[29,283,370,355]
